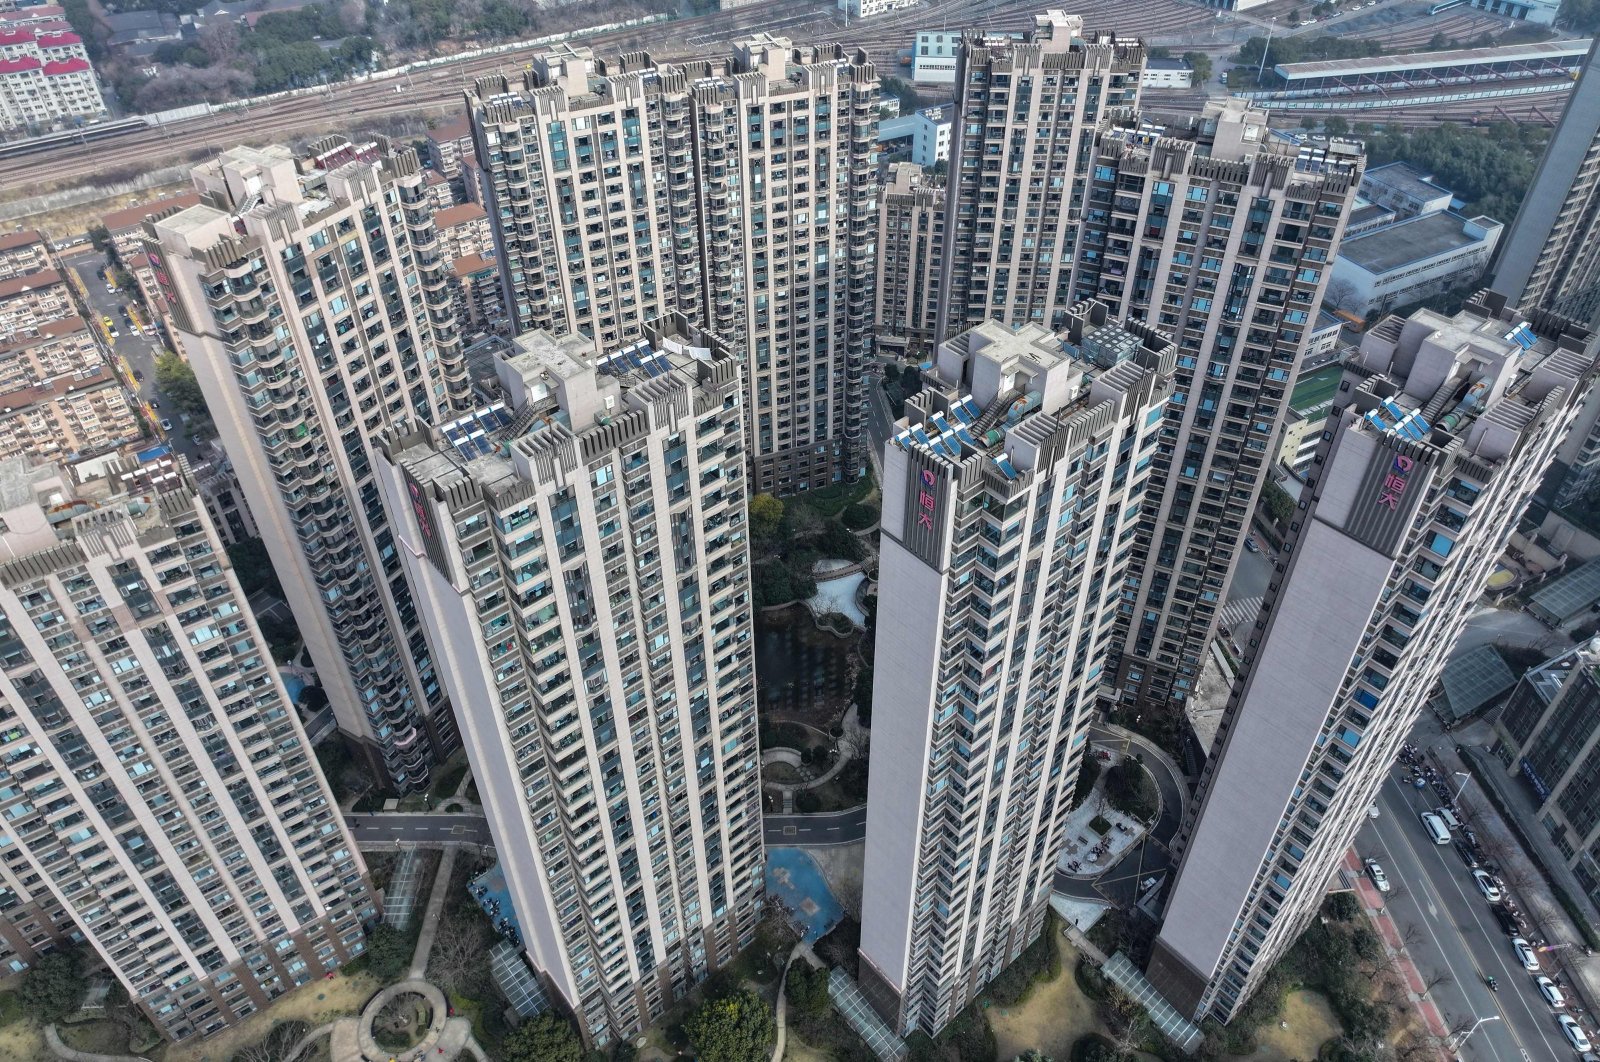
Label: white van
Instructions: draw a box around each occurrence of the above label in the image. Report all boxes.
[1420,811,1451,845]
[1436,806,1461,830]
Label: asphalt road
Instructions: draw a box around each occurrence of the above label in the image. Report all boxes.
[1054,725,1186,908]
[765,805,867,847]
[62,249,214,467]
[347,812,494,849]
[1228,541,1272,603]
[1364,770,1572,1062]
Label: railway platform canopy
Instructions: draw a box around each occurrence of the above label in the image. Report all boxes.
[1266,38,1589,98]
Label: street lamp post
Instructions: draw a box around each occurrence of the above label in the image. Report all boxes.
[1255,18,1278,87]
[1453,770,1472,805]
[1450,1014,1501,1051]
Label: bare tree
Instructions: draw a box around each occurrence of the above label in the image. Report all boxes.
[1324,278,1361,313]
[426,913,487,995]
[230,1019,312,1062]
[1421,969,1453,997]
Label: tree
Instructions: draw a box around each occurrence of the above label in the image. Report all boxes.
[750,493,784,539]
[1014,1053,1054,1062]
[501,1013,582,1062]
[1324,114,1350,136]
[901,365,925,396]
[1322,891,1361,922]
[227,538,283,599]
[1072,755,1102,808]
[685,989,776,1062]
[1182,51,1212,84]
[155,351,209,418]
[21,948,85,1023]
[364,923,411,983]
[785,961,830,1019]
[87,226,114,260]
[1262,480,1295,527]
[1103,757,1157,821]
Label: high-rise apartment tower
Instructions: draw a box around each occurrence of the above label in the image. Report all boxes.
[468,35,879,494]
[875,162,945,359]
[374,316,763,1047]
[0,455,373,1040]
[859,303,1176,1036]
[147,138,473,791]
[1087,102,1364,721]
[1147,295,1598,1023]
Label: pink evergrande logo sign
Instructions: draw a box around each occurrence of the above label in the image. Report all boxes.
[917,468,937,530]
[1376,454,1414,510]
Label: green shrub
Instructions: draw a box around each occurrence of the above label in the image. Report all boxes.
[1103,757,1157,821]
[841,502,878,531]
[1070,1034,1117,1062]
[785,961,831,1018]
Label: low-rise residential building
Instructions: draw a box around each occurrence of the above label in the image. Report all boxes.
[0,369,141,462]
[1360,162,1454,219]
[1329,212,1504,317]
[877,105,951,167]
[450,252,504,334]
[191,439,259,547]
[102,191,201,263]
[838,0,915,17]
[1142,56,1193,88]
[0,19,104,132]
[422,168,453,209]
[0,229,49,279]
[435,202,493,261]
[0,314,98,391]
[874,163,943,358]
[909,29,959,83]
[425,116,474,180]
[1274,360,1344,476]
[1493,639,1600,909]
[0,269,71,337]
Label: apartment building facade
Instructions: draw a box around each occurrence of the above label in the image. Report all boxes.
[0,455,373,1040]
[874,162,944,359]
[0,269,72,336]
[469,34,880,494]
[1078,102,1363,714]
[859,304,1177,1036]
[1148,296,1599,1023]
[148,138,473,792]
[375,317,763,1046]
[0,229,49,280]
[0,22,105,133]
[935,12,1145,344]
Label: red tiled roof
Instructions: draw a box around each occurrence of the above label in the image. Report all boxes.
[0,56,41,74]
[0,368,117,415]
[43,58,91,75]
[0,269,61,298]
[37,30,82,46]
[431,116,472,143]
[0,27,33,45]
[0,5,65,23]
[0,314,88,353]
[102,192,200,233]
[452,253,497,278]
[434,202,486,229]
[0,229,44,252]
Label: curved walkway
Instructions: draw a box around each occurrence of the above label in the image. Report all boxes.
[43,1026,153,1062]
[356,979,448,1060]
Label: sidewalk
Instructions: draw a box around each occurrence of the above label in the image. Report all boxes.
[1341,849,1451,1042]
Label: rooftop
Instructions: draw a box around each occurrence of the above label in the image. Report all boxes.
[434,202,487,229]
[1288,362,1344,416]
[0,229,44,252]
[1338,211,1498,275]
[1276,38,1590,79]
[102,191,200,232]
[0,268,62,299]
[1531,557,1600,623]
[1437,644,1517,722]
[1362,161,1447,204]
[1147,57,1190,71]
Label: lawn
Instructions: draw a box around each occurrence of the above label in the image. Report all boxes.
[160,968,380,1062]
[789,476,876,519]
[1243,990,1340,1061]
[988,930,1112,1062]
[59,1017,132,1054]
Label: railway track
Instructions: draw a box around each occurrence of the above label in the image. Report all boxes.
[0,0,1570,202]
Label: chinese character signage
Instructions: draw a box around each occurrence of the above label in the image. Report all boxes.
[1344,442,1430,556]
[403,467,452,578]
[902,458,948,567]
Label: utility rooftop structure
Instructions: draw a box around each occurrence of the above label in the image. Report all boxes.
[1150,293,1599,1024]
[860,304,1176,1037]
[376,315,762,1048]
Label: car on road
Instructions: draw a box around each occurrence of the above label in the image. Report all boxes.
[1560,1014,1592,1052]
[1492,904,1521,935]
[105,283,116,293]
[159,418,173,432]
[132,369,143,382]
[1538,975,1567,1008]
[1420,810,1451,844]
[1243,535,1261,553]
[1367,803,1379,819]
[1513,936,1541,971]
[1472,869,1502,902]
[1455,839,1481,868]
[1365,859,1390,892]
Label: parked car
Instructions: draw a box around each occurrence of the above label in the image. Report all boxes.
[1513,937,1541,971]
[159,418,173,432]
[1244,536,1261,553]
[1560,1015,1592,1053]
[1367,804,1380,819]
[1492,905,1520,935]
[1538,975,1567,1009]
[1455,839,1481,868]
[1473,869,1503,903]
[1365,859,1390,893]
